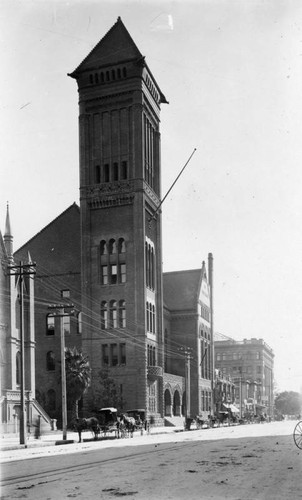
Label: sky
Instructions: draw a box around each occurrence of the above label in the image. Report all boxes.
[1,0,302,393]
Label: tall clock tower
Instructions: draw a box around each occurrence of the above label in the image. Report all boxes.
[69,18,167,419]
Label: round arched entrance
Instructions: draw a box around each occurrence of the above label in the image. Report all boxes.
[164,388,173,416]
[173,390,181,416]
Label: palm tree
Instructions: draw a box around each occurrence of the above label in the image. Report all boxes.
[65,347,91,421]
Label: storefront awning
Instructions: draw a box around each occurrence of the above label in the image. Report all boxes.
[223,403,240,413]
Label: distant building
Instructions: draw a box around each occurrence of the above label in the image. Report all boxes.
[214,337,274,418]
[214,370,236,418]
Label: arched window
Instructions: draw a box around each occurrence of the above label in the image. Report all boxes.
[119,300,126,328]
[110,300,117,328]
[146,302,149,331]
[100,240,107,255]
[95,73,99,84]
[101,301,108,329]
[89,74,93,84]
[16,351,21,385]
[112,69,116,80]
[145,243,149,286]
[151,247,155,289]
[46,314,55,335]
[148,245,152,287]
[152,305,155,333]
[117,68,121,79]
[109,239,117,254]
[118,238,126,253]
[100,72,104,83]
[123,67,127,78]
[46,351,55,371]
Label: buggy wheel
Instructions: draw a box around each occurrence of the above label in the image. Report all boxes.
[293,421,302,449]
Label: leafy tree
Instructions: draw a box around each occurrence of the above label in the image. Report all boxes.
[274,391,302,416]
[65,347,91,421]
[89,369,124,412]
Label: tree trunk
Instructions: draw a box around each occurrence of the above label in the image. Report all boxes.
[71,399,79,421]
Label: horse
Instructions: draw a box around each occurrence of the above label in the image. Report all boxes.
[72,417,101,443]
[195,416,205,429]
[119,414,136,438]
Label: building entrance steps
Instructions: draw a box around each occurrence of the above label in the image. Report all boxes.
[164,416,185,427]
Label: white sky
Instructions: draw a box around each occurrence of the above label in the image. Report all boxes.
[1,0,302,393]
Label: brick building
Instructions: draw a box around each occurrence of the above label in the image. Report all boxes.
[9,19,215,427]
[214,337,274,418]
[14,204,82,425]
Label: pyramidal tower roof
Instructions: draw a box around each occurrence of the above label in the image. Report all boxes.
[68,17,144,78]
[4,202,12,237]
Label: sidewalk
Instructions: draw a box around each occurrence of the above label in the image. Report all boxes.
[0,425,185,453]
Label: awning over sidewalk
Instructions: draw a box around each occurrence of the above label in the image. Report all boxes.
[223,404,240,413]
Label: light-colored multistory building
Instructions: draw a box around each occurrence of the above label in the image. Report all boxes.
[214,337,274,418]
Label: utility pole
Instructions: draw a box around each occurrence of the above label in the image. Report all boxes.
[9,261,36,445]
[208,253,214,417]
[237,367,243,419]
[185,350,191,420]
[48,303,74,441]
[179,346,192,423]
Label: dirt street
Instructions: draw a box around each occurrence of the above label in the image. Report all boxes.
[1,421,301,499]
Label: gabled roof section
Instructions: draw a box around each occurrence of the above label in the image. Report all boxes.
[163,269,203,311]
[69,17,143,78]
[15,203,80,255]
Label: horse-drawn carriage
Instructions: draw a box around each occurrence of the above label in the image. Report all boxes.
[293,420,302,449]
[98,407,119,436]
[125,409,146,431]
[72,407,140,442]
[72,407,119,442]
